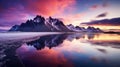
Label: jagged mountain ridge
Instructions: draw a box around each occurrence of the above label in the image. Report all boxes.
[9,15,102,32]
[9,15,72,32]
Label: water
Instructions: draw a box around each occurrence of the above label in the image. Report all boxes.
[0,32,120,67]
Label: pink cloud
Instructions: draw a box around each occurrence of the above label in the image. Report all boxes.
[26,0,76,16]
[90,2,109,10]
[0,0,76,28]
[90,4,100,10]
[61,13,85,25]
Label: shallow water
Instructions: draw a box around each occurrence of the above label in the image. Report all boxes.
[0,33,120,67]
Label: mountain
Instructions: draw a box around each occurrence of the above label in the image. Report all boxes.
[9,15,102,32]
[86,26,103,32]
[45,16,71,32]
[9,15,72,32]
[10,15,50,32]
[9,25,20,31]
[67,24,102,32]
[67,24,86,32]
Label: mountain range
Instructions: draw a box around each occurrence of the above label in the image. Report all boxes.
[9,15,102,32]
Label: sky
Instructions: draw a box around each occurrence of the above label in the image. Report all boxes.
[0,0,120,30]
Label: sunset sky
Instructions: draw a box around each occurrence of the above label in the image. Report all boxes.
[0,0,120,30]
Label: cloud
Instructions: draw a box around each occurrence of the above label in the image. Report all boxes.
[81,17,120,26]
[90,1,109,10]
[0,0,76,27]
[90,4,99,10]
[102,0,109,7]
[0,7,32,27]
[96,12,108,18]
[0,0,76,16]
[102,2,109,7]
[28,0,74,16]
[61,13,85,25]
[26,0,76,16]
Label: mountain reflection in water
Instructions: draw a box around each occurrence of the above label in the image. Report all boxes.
[0,33,120,67]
